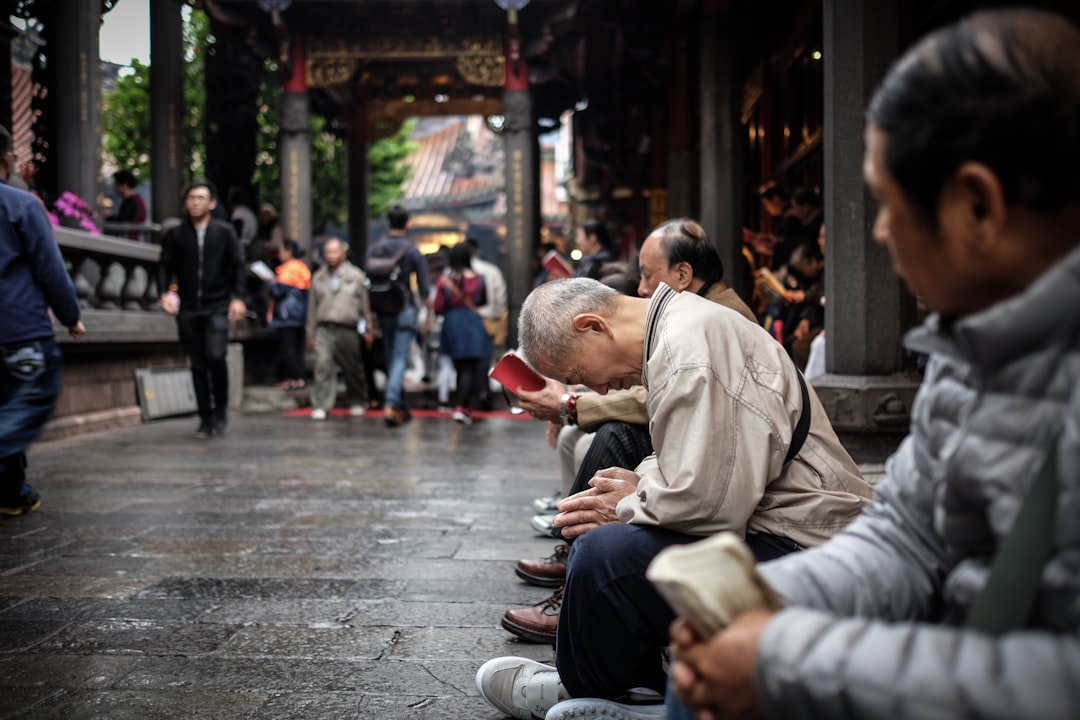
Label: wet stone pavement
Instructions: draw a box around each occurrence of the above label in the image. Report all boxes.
[0,411,895,719]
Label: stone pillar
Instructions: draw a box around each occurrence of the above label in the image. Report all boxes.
[698,3,747,301]
[280,36,312,252]
[150,0,184,220]
[815,0,919,432]
[347,101,370,264]
[503,10,536,348]
[53,0,100,208]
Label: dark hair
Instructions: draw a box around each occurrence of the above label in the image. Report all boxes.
[790,240,824,265]
[647,218,725,286]
[464,237,480,255]
[387,205,409,230]
[282,239,304,259]
[0,125,11,156]
[185,178,218,201]
[868,9,1080,223]
[114,170,137,188]
[758,182,789,202]
[792,187,822,208]
[582,219,614,252]
[448,243,472,272]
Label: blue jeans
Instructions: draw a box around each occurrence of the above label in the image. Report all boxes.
[0,338,64,501]
[378,304,417,410]
[665,689,695,720]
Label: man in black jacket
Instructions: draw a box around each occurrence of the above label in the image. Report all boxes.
[157,180,247,438]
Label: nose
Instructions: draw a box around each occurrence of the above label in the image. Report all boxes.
[638,278,652,298]
[871,208,889,245]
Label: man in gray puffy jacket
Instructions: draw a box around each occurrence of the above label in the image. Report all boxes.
[668,9,1080,719]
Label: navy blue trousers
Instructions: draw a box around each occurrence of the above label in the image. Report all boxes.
[555,523,798,699]
[0,338,64,502]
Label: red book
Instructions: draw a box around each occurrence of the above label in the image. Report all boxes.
[542,250,574,279]
[489,351,546,393]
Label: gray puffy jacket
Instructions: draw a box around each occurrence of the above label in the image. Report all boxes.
[755,243,1080,719]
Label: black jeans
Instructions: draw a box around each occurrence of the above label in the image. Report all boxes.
[176,308,230,422]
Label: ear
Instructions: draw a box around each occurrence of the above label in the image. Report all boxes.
[949,162,1007,254]
[672,261,694,291]
[571,312,610,337]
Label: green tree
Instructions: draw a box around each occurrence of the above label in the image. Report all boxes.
[368,120,417,219]
[102,8,415,228]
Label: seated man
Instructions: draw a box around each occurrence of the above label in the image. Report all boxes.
[668,9,1080,720]
[477,276,872,719]
[509,219,758,626]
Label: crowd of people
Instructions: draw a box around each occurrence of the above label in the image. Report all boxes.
[3,7,1079,720]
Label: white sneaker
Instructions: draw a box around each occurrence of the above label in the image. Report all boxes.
[311,408,328,421]
[533,493,561,513]
[348,405,366,417]
[530,514,559,537]
[452,407,473,425]
[545,697,665,720]
[475,656,568,720]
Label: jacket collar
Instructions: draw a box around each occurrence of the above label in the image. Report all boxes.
[906,242,1080,370]
[643,283,678,389]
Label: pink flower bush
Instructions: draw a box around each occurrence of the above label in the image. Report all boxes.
[51,191,100,234]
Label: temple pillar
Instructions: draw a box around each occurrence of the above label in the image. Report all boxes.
[698,2,748,301]
[346,101,370,264]
[503,8,537,347]
[149,0,184,220]
[814,0,920,432]
[280,36,312,252]
[53,0,100,208]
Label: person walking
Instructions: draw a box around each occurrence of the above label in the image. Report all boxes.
[305,237,375,421]
[157,180,247,439]
[366,205,433,427]
[433,243,492,424]
[0,124,85,515]
[265,239,310,390]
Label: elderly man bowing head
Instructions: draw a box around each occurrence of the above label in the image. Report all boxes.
[476,275,870,720]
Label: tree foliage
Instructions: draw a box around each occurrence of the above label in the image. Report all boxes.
[101,8,414,229]
[101,7,207,187]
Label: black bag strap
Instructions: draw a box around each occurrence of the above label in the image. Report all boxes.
[784,371,811,465]
[964,443,1058,636]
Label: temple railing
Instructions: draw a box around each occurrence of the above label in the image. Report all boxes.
[52,225,265,343]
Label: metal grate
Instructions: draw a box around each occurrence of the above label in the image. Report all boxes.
[135,367,197,421]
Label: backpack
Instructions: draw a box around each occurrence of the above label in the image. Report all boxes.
[365,242,412,316]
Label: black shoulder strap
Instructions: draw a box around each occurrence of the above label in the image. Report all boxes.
[964,443,1058,636]
[784,371,811,465]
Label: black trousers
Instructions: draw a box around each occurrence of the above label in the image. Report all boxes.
[276,326,306,381]
[176,308,230,422]
[569,421,654,496]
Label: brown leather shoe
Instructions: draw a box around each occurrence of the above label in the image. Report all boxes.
[501,587,562,644]
[515,543,569,587]
[384,406,410,427]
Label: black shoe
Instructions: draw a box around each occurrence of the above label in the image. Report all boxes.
[213,415,228,437]
[0,490,41,517]
[194,420,214,439]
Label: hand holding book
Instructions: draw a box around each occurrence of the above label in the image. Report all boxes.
[647,532,783,638]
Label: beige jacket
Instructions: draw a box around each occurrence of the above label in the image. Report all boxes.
[576,280,757,432]
[616,284,871,548]
[306,261,375,337]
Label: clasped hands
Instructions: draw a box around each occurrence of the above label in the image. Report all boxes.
[551,467,639,539]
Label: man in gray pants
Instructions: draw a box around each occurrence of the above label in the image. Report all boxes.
[306,238,376,420]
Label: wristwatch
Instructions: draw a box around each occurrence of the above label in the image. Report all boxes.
[559,393,571,426]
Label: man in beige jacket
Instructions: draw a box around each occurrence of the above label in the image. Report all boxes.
[477,275,871,720]
[305,238,376,420]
